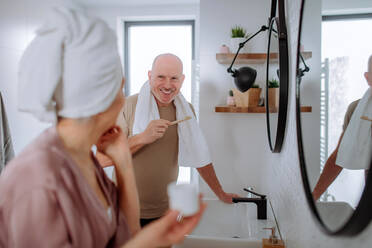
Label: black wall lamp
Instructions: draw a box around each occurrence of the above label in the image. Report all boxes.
[226,26,268,92]
[227,0,277,92]
[297,52,310,82]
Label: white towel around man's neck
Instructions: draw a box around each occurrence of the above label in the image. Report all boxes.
[336,88,372,170]
[133,82,211,168]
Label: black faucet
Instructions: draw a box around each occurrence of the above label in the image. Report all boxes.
[232,188,267,220]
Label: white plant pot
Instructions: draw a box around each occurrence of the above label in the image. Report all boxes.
[227,96,235,106]
[230,37,248,53]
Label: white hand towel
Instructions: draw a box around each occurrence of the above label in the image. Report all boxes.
[18,2,122,123]
[336,88,372,170]
[133,82,211,168]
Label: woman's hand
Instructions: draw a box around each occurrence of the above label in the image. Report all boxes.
[96,126,130,167]
[95,151,114,167]
[123,195,207,248]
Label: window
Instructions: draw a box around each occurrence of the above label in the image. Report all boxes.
[321,14,372,206]
[124,20,195,184]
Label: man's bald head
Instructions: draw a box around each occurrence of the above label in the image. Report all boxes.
[151,53,183,73]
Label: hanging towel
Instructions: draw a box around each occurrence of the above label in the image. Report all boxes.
[18,1,122,123]
[0,92,14,173]
[336,88,372,170]
[133,81,211,168]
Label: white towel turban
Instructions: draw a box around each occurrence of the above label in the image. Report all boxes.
[18,1,122,123]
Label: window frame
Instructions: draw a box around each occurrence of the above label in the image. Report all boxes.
[124,20,195,96]
[123,20,197,185]
[322,13,372,21]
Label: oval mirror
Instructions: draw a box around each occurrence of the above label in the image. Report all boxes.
[265,0,289,153]
[296,0,372,235]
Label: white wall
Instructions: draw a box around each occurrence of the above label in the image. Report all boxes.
[0,0,52,154]
[199,0,372,247]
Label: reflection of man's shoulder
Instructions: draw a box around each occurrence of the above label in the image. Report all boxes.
[343,99,360,131]
[347,99,360,116]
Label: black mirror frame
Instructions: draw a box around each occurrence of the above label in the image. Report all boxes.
[265,0,289,153]
[295,0,372,236]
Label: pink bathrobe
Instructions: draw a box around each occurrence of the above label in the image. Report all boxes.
[0,128,130,247]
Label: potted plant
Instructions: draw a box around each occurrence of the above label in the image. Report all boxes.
[248,84,261,107]
[230,25,249,53]
[268,79,279,109]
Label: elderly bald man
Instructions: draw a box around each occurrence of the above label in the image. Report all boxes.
[98,53,239,227]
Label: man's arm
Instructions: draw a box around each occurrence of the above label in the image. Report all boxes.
[312,150,343,201]
[128,119,171,155]
[197,163,239,203]
[311,99,359,201]
[128,133,149,154]
[96,118,171,166]
[312,132,344,201]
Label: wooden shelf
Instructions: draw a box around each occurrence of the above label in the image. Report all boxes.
[215,106,312,113]
[215,106,269,113]
[300,106,312,112]
[216,52,312,64]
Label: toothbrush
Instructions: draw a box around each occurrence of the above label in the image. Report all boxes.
[170,116,192,126]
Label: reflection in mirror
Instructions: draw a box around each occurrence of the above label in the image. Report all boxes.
[298,0,372,233]
[267,19,280,149]
[265,0,289,153]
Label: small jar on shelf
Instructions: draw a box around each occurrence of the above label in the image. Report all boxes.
[227,90,235,106]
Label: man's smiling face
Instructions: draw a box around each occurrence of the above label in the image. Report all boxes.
[148,54,185,107]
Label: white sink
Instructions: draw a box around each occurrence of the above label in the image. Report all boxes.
[316,201,354,231]
[175,198,276,248]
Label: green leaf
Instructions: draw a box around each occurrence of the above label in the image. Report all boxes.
[231,25,246,38]
[268,78,279,88]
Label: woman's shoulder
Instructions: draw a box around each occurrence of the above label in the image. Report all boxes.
[0,129,67,197]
